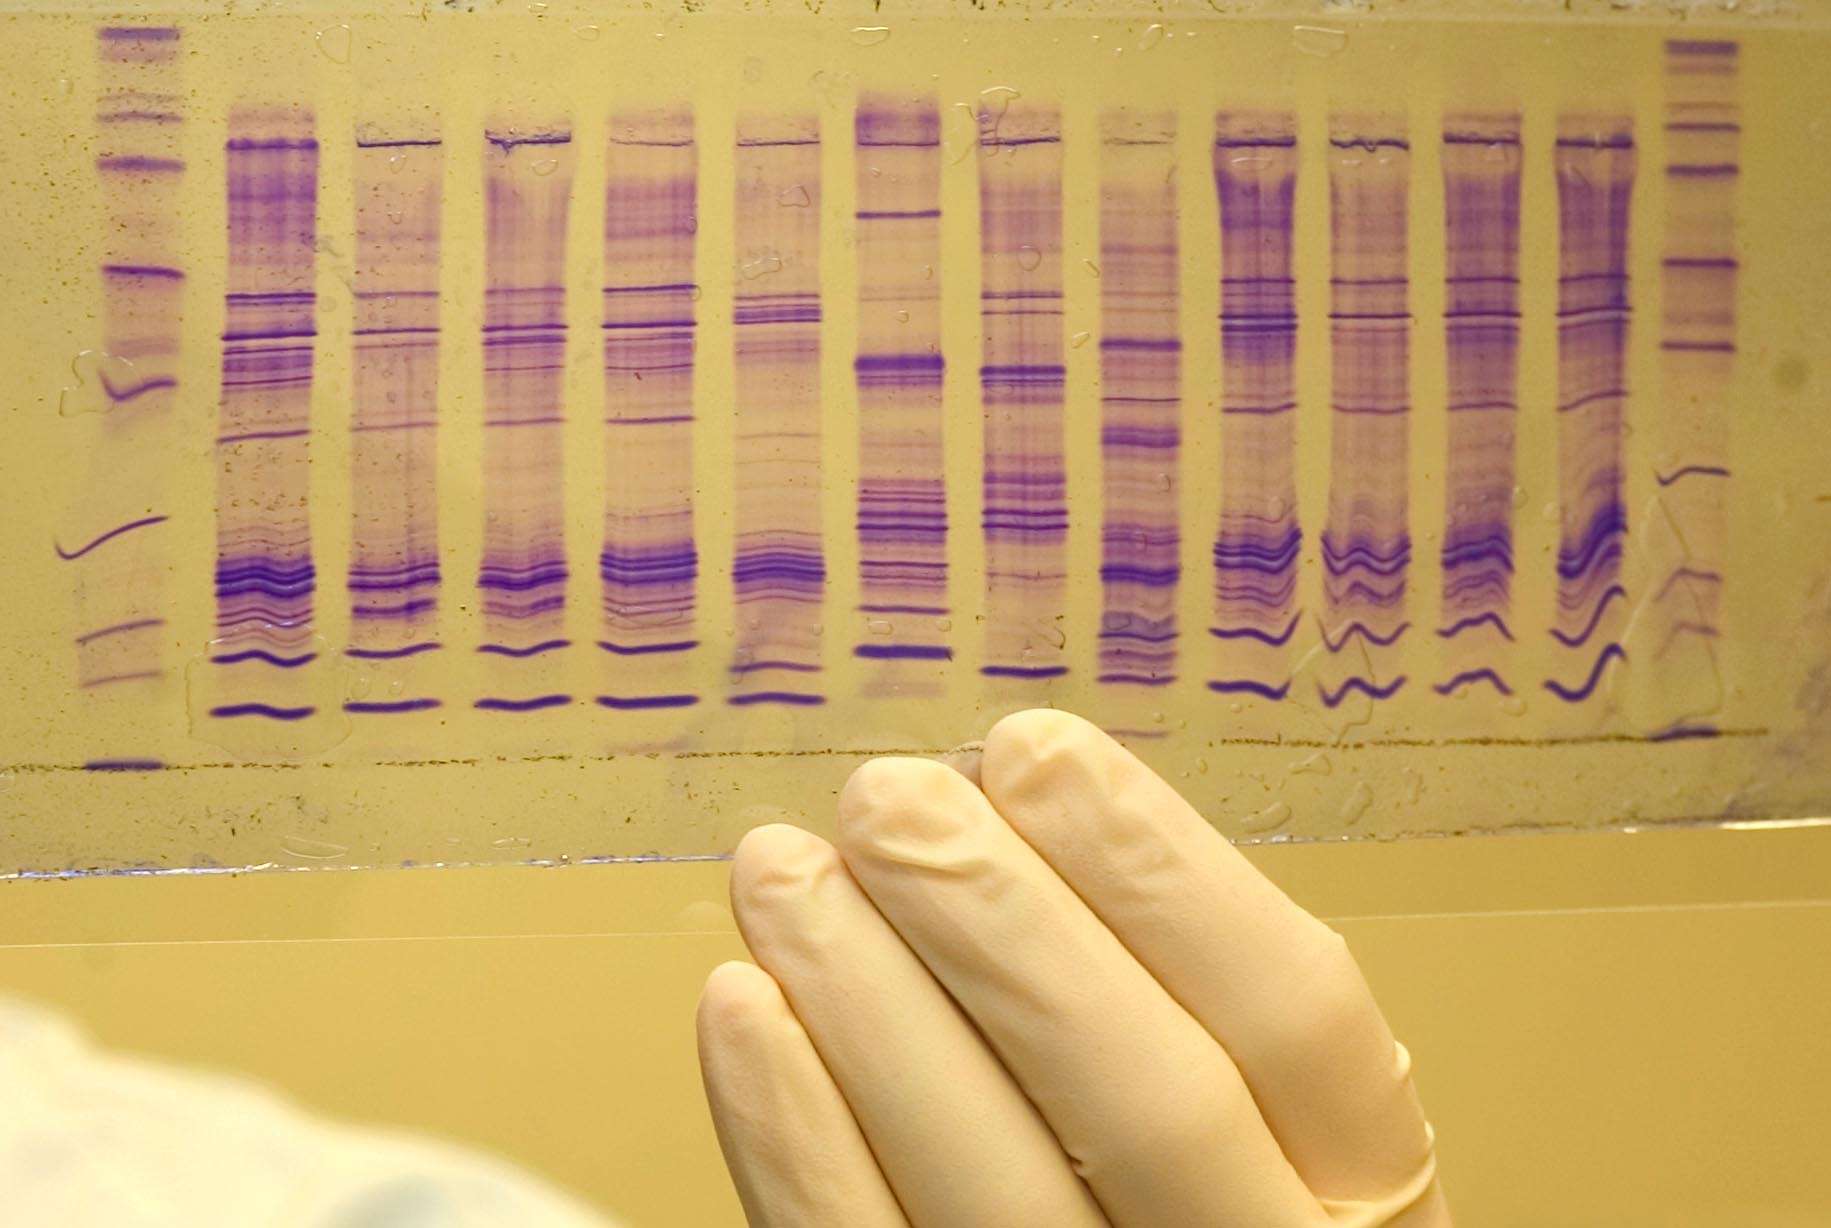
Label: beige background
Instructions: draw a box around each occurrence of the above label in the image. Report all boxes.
[3,823,1828,1227]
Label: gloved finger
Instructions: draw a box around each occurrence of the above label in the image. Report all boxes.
[980,709,1441,1214]
[731,824,1109,1228]
[695,961,910,1228]
[836,757,1321,1228]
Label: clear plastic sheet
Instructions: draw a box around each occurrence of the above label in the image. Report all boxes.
[3,1,1828,874]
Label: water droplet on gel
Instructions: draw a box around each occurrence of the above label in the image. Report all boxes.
[1291,25,1348,56]
[1041,622,1067,649]
[1289,750,1332,776]
[1016,245,1042,271]
[1512,484,1529,509]
[1242,800,1293,833]
[1155,472,1173,492]
[850,25,892,46]
[281,834,349,861]
[895,308,910,323]
[740,250,784,280]
[314,23,353,64]
[935,617,952,631]
[574,23,601,40]
[1402,768,1423,804]
[978,84,1021,114]
[1500,694,1528,716]
[867,619,893,636]
[1071,330,1092,348]
[58,349,141,417]
[1340,781,1374,825]
[676,898,734,930]
[1083,259,1102,279]
[1138,22,1166,50]
[531,157,558,177]
[777,183,811,208]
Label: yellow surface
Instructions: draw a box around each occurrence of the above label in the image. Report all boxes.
[3,2,1831,872]
[3,823,1829,1226]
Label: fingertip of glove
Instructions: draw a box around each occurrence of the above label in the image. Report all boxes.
[732,821,835,894]
[696,960,782,1047]
[729,823,853,955]
[982,707,1106,800]
[836,756,973,853]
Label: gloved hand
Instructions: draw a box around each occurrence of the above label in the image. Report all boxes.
[697,708,1448,1227]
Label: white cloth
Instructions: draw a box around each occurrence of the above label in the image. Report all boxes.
[0,997,614,1228]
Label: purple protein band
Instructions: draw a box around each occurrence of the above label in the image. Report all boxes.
[1210,112,1304,705]
[1546,116,1635,704]
[476,120,575,704]
[66,26,188,734]
[730,113,826,704]
[979,102,1068,682]
[596,693,700,711]
[474,693,573,713]
[1436,114,1522,698]
[350,125,445,666]
[1319,116,1413,706]
[853,94,950,685]
[1647,41,1739,736]
[1097,110,1181,688]
[83,758,167,772]
[209,104,322,746]
[345,698,442,714]
[600,107,702,715]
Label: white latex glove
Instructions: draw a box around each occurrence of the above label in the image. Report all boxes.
[697,708,1448,1227]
